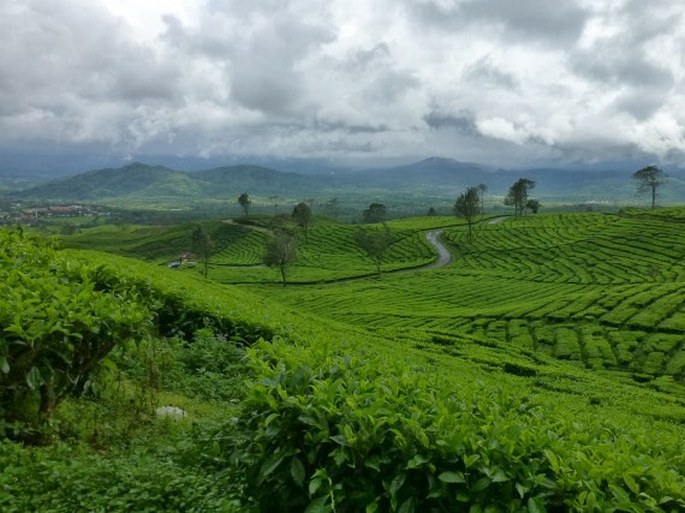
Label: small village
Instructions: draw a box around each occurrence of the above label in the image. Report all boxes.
[0,203,109,226]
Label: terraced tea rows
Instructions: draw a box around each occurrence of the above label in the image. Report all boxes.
[211,228,268,265]
[443,213,685,284]
[254,212,685,380]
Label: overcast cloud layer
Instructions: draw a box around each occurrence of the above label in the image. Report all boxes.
[2,0,684,167]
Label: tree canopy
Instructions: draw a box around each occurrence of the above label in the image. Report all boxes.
[354,225,395,278]
[525,199,541,214]
[238,192,251,216]
[454,187,481,240]
[363,203,387,223]
[264,229,297,286]
[504,178,535,217]
[292,202,313,238]
[633,165,667,209]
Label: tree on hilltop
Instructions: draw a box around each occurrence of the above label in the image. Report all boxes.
[633,165,667,209]
[192,223,212,278]
[292,202,313,239]
[238,192,251,216]
[264,229,297,286]
[504,178,535,217]
[454,187,480,240]
[355,224,395,278]
[363,203,387,223]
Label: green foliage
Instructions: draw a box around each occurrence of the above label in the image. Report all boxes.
[354,224,396,277]
[454,186,481,240]
[505,178,535,216]
[0,440,241,513]
[633,165,667,209]
[115,329,248,403]
[264,229,298,286]
[292,201,313,237]
[238,192,251,216]
[61,220,251,263]
[228,341,685,512]
[363,203,387,223]
[5,209,685,512]
[526,199,541,214]
[0,229,150,429]
[191,223,212,278]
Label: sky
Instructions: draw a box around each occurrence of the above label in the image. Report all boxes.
[1,0,684,168]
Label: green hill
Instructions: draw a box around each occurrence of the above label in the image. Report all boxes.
[2,214,685,511]
[17,162,190,200]
[17,162,327,203]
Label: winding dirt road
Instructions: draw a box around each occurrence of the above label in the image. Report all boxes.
[424,229,453,270]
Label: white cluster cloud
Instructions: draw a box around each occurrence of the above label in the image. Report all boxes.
[1,0,684,166]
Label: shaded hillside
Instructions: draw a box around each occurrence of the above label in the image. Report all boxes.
[17,163,193,201]
[192,165,328,196]
[17,162,330,202]
[13,158,685,206]
[340,157,494,190]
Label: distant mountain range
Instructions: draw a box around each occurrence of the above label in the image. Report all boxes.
[8,157,685,205]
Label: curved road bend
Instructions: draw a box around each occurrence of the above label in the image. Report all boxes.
[424,229,453,270]
[421,217,506,271]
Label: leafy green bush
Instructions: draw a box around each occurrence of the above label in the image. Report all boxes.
[113,328,248,403]
[227,341,685,512]
[0,440,241,513]
[0,229,150,430]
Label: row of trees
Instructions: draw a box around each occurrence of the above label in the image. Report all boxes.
[234,164,668,284]
[453,179,540,240]
[239,193,343,219]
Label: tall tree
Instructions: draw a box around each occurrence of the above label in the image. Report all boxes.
[454,187,481,240]
[354,224,395,278]
[363,202,386,223]
[264,229,297,286]
[238,192,251,216]
[504,178,535,217]
[633,165,667,209]
[525,199,541,214]
[191,223,212,278]
[478,183,488,215]
[292,201,313,238]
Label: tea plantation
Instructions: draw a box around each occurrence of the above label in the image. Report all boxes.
[1,209,684,511]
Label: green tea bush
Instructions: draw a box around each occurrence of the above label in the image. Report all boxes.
[113,328,248,403]
[0,440,240,513]
[0,230,150,431]
[227,341,685,512]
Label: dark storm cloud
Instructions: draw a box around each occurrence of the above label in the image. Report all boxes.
[410,0,590,45]
[423,109,480,137]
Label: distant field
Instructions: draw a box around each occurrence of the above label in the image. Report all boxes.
[59,209,685,382]
[62,217,438,282]
[248,210,685,385]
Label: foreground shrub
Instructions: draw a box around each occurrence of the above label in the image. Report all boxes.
[228,341,685,512]
[0,440,240,513]
[0,229,150,431]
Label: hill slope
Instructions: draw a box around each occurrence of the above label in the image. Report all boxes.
[13,158,685,206]
[17,163,329,202]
